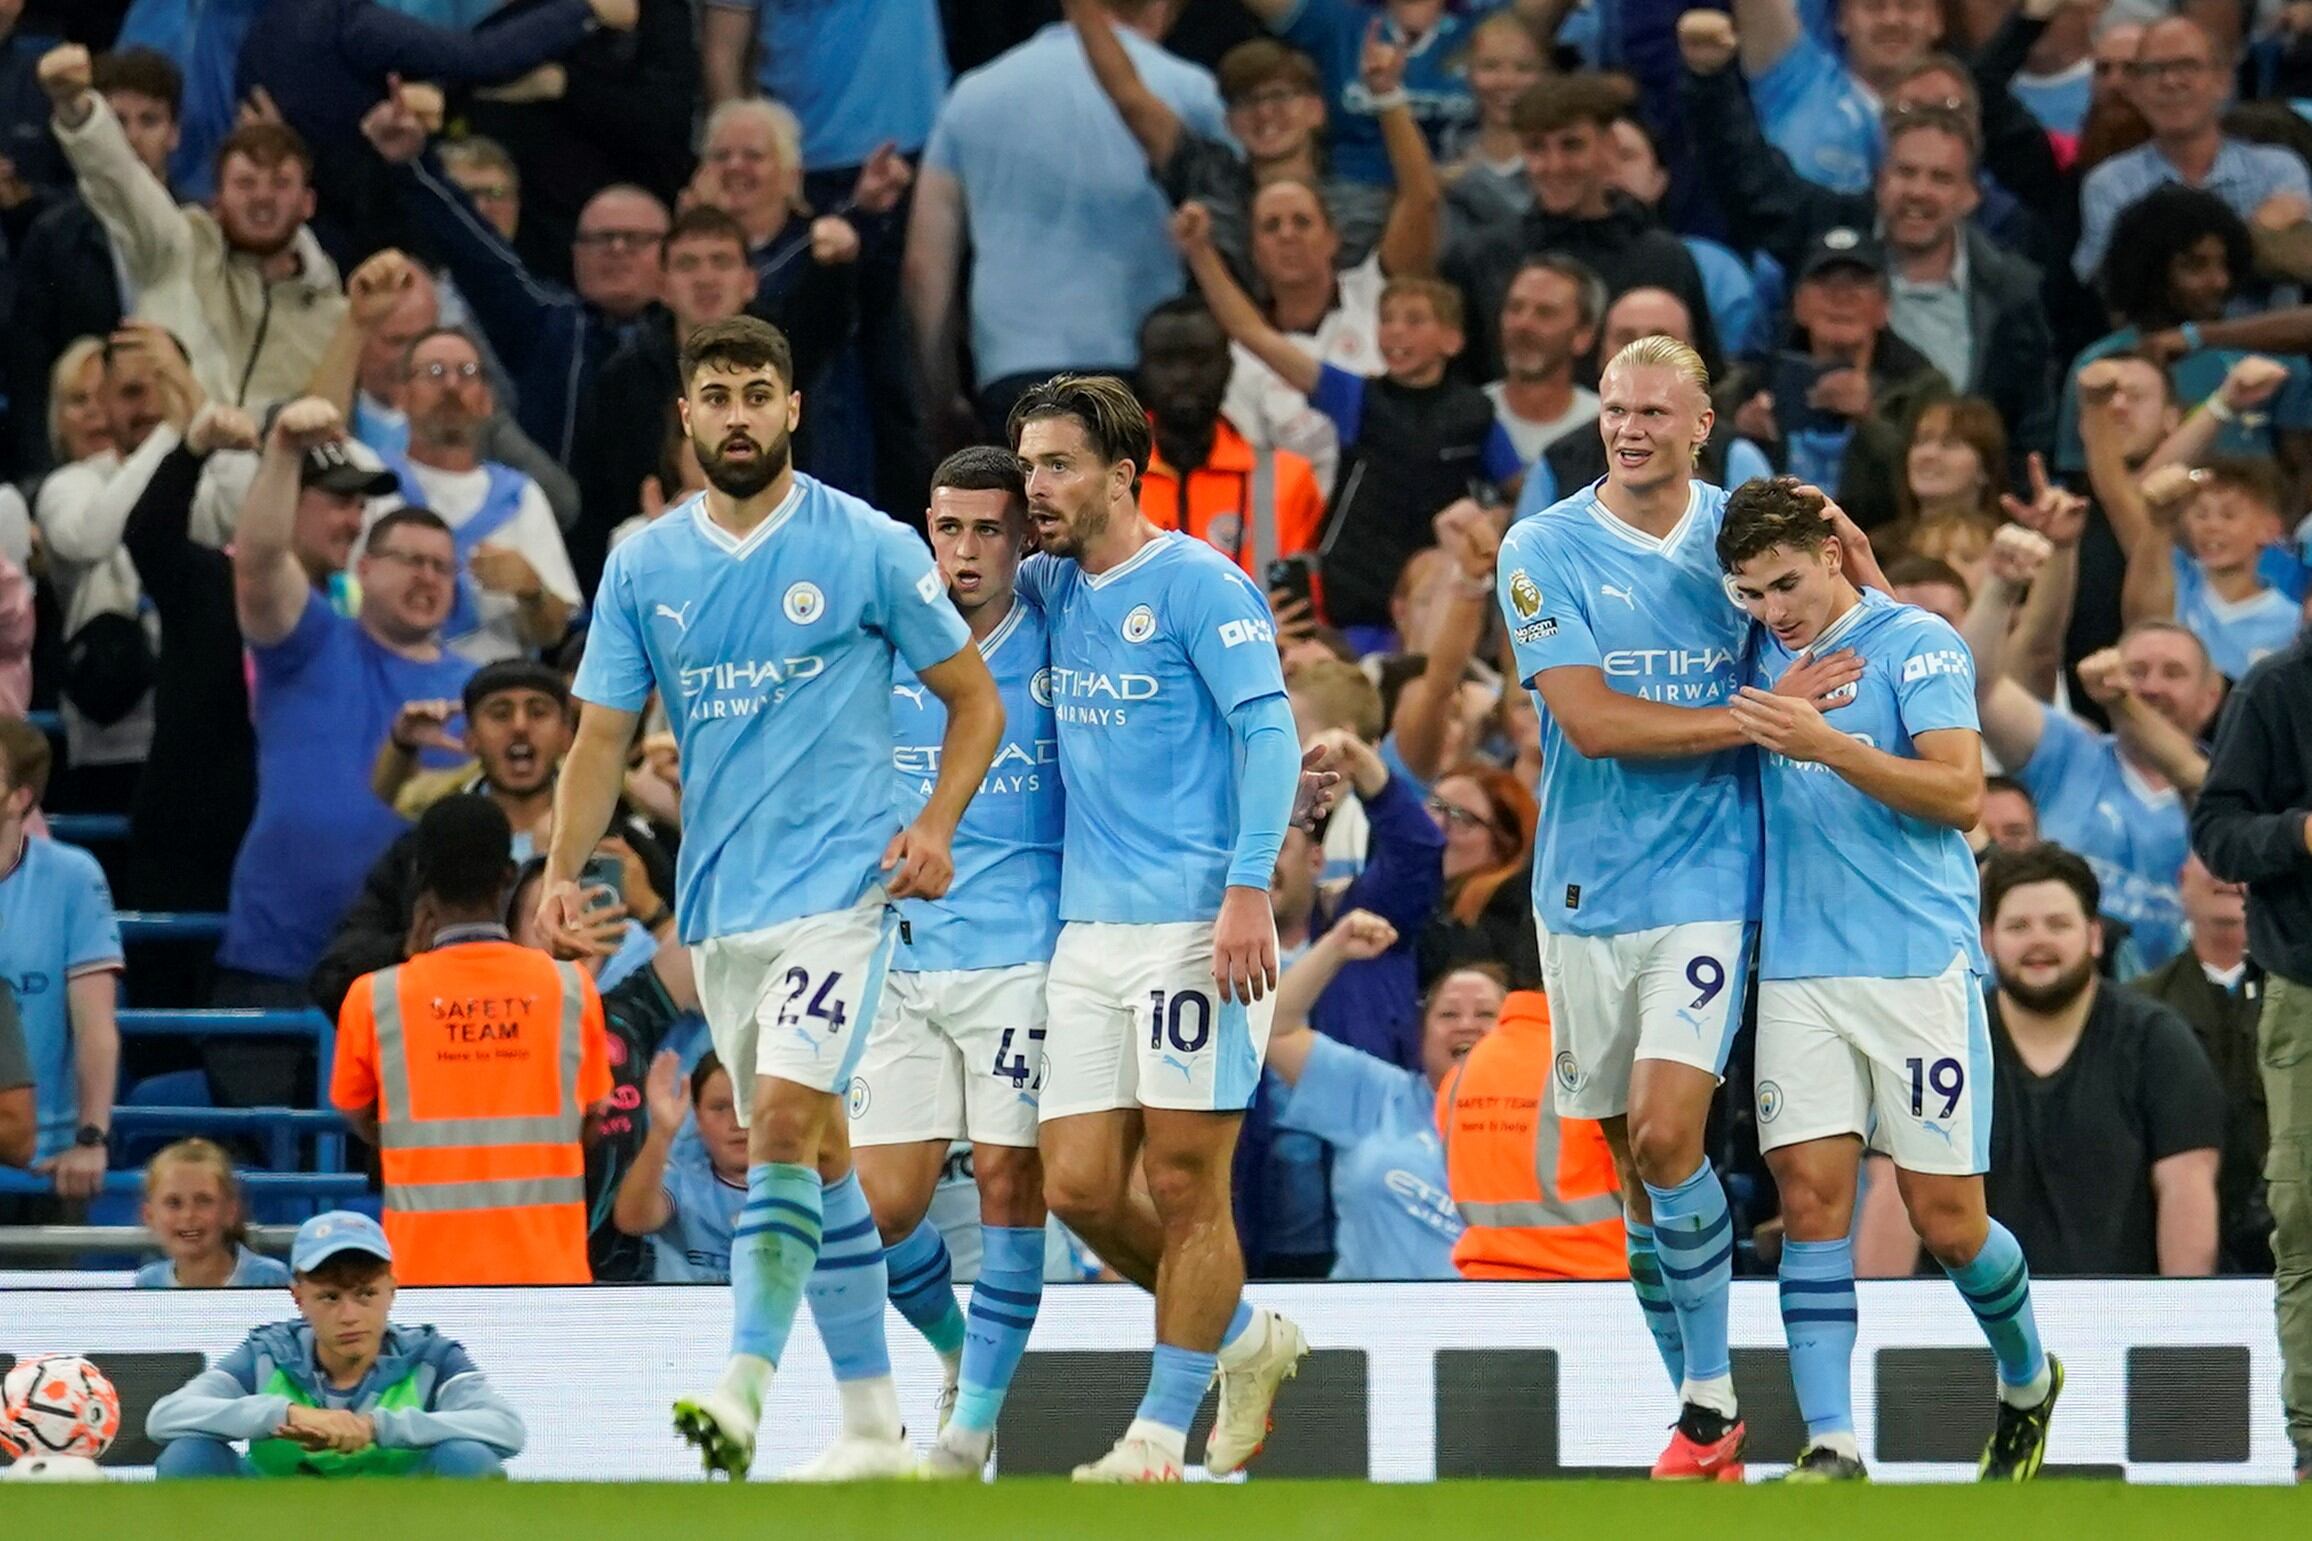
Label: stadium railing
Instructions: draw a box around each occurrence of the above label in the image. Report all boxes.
[47,812,129,845]
[117,1007,335,1084]
[109,1106,350,1175]
[0,1170,366,1201]
[116,912,227,943]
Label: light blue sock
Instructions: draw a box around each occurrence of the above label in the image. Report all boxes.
[1779,1237,1859,1440]
[1626,1222,1686,1389]
[884,1218,967,1360]
[1220,1298,1254,1349]
[1944,1220,2047,1391]
[1134,1343,1217,1436]
[732,1162,822,1364]
[953,1225,1045,1434]
[1644,1160,1735,1385]
[804,1170,892,1382]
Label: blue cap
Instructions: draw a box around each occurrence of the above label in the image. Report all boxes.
[291,1210,393,1274]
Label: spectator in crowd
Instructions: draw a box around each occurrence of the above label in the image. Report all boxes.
[1485,255,1603,467]
[1517,285,1775,517]
[1386,499,1503,794]
[1419,759,1540,989]
[2122,455,2304,683]
[615,1048,747,1283]
[1861,843,2222,1277]
[2074,16,2312,283]
[507,854,692,1282]
[575,201,856,593]
[1726,0,1944,195]
[109,0,264,205]
[0,980,35,1168]
[1446,72,1718,384]
[1435,978,1626,1281]
[1134,296,1326,579]
[134,1137,292,1287]
[149,1209,526,1477]
[361,80,668,465]
[1069,0,1407,286]
[2060,186,2312,487]
[1263,914,1495,1280]
[1886,550,1972,629]
[2192,628,2312,1475]
[1884,397,2008,586]
[1967,482,2214,970]
[45,335,117,468]
[1999,0,2104,139]
[331,794,611,1285]
[1600,106,1765,360]
[43,44,347,412]
[1727,229,1943,529]
[118,398,380,916]
[0,716,121,1218]
[1184,206,1518,633]
[1288,654,1388,880]
[369,326,580,664]
[35,321,200,810]
[907,0,1229,442]
[1979,773,2043,853]
[1683,20,2057,466]
[218,399,475,1009]
[0,0,67,195]
[1443,10,1549,228]
[6,45,179,477]
[2132,854,2273,1274]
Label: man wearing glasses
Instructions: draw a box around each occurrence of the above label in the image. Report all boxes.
[2074,16,2312,282]
[219,399,476,1010]
[366,326,580,664]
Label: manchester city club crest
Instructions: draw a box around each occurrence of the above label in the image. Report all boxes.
[783,581,825,624]
[1757,1080,1783,1123]
[1554,1050,1581,1092]
[847,1077,871,1119]
[1030,668,1056,707]
[1122,604,1157,643]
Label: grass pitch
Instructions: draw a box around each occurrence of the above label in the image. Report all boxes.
[8,1478,2301,1539]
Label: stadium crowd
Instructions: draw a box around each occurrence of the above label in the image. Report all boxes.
[0,0,2307,1456]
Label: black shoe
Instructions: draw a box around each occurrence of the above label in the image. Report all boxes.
[1677,1401,1739,1446]
[1979,1355,2063,1481]
[1780,1444,1867,1482]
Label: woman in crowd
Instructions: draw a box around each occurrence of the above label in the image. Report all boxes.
[1267,909,1506,1281]
[1882,396,2009,595]
[1420,760,1539,988]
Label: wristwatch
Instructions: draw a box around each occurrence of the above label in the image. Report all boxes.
[75,1124,109,1150]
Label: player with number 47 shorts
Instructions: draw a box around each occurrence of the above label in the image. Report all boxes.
[1719,477,2060,1484]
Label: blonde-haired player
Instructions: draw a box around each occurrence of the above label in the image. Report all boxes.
[1492,336,1873,1479]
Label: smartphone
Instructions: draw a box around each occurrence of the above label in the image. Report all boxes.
[579,854,624,911]
[1769,351,1845,436]
[1265,554,1317,616]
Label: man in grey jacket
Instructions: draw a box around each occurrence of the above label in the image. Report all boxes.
[148,1211,525,1478]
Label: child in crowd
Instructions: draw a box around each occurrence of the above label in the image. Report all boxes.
[2126,455,2309,681]
[135,1138,292,1289]
[614,1049,749,1282]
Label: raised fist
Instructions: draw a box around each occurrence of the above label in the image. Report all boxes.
[36,45,92,108]
[1677,11,1740,75]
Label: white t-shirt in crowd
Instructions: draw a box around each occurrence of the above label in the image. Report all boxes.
[1484,381,1600,468]
[369,459,581,665]
[1222,252,1386,495]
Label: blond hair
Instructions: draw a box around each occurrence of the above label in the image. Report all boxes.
[144,1138,251,1249]
[1290,658,1385,742]
[48,336,107,463]
[1604,333,1710,393]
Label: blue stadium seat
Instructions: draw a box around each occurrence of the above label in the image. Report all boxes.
[116,911,228,943]
[112,1107,350,1175]
[47,812,130,844]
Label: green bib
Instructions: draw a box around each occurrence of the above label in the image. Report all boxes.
[244,1367,427,1477]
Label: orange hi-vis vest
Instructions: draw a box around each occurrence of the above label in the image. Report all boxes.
[1436,990,1628,1280]
[332,937,610,1285]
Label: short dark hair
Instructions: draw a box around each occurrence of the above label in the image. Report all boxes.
[688,1049,728,1107]
[1512,72,1632,138]
[402,324,481,377]
[1884,552,1971,603]
[463,659,570,719]
[664,204,749,261]
[1980,843,2100,926]
[1512,253,1609,332]
[931,444,1027,503]
[365,506,453,554]
[1216,38,1321,105]
[95,47,183,116]
[680,315,793,392]
[1718,477,1834,572]
[1140,293,1223,344]
[2196,452,2285,515]
[1892,53,1982,119]
[412,794,515,911]
[214,120,313,183]
[298,1250,392,1289]
[1007,374,1153,496]
[1983,774,2034,807]
[1884,101,1980,168]
[0,716,53,805]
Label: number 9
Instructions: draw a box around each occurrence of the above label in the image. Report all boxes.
[1685,956,1725,1010]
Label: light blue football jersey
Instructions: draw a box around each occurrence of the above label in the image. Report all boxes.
[2172,547,2302,682]
[1498,479,1760,938]
[890,600,1063,971]
[2011,707,2189,969]
[1017,532,1290,925]
[1750,588,1987,981]
[573,479,972,945]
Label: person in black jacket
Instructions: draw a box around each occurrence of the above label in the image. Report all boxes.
[1679,31,2055,467]
[1442,71,1720,383]
[2191,633,2312,1478]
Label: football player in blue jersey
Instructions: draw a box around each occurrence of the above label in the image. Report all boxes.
[539,317,1005,1480]
[1009,374,1308,1483]
[1495,335,1873,1481]
[834,446,1063,1480]
[1720,478,2059,1482]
